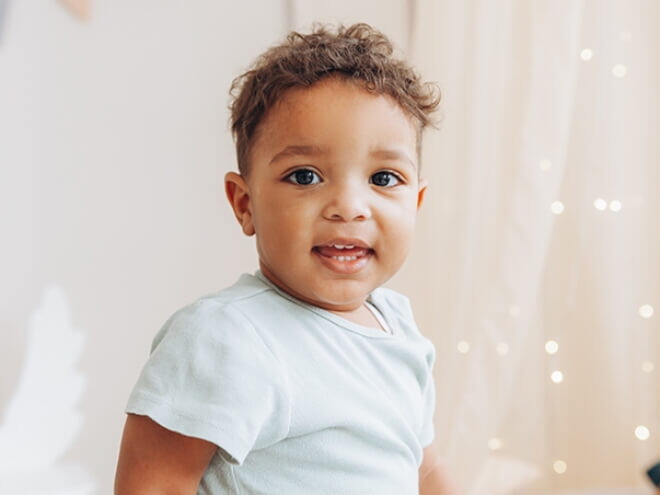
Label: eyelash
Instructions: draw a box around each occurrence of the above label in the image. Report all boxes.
[283,168,404,187]
[370,171,402,187]
[284,169,322,185]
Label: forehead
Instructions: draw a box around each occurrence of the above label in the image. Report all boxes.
[276,78,414,126]
[251,78,418,162]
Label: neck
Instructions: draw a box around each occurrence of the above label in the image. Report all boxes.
[329,303,386,332]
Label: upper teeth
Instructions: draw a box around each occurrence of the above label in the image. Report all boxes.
[332,244,355,250]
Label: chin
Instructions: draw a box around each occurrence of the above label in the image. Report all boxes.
[310,284,373,310]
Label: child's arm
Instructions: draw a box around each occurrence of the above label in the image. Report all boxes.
[114,413,217,495]
[419,444,460,495]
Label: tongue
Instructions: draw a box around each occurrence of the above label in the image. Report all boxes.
[316,246,369,257]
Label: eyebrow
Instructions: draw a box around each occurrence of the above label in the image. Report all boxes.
[268,145,417,169]
[269,145,328,165]
[369,149,417,169]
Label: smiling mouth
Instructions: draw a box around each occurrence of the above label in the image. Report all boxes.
[312,242,374,273]
[313,242,373,258]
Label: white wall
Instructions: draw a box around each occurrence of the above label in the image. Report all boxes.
[0,1,281,491]
[0,1,410,492]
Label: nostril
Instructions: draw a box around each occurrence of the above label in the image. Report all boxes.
[321,194,371,221]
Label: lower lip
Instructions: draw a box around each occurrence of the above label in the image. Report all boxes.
[313,249,372,274]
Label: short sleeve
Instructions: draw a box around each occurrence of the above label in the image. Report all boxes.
[418,367,436,447]
[125,299,292,465]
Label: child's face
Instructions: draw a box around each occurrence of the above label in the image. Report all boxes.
[226,78,426,312]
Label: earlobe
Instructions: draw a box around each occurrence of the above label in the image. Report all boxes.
[225,171,255,236]
[417,179,428,210]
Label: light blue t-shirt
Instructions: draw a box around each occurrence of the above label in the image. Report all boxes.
[126,272,436,494]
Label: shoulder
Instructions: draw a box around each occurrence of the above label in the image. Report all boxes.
[191,272,273,315]
[127,274,293,462]
[151,273,273,350]
[137,272,291,396]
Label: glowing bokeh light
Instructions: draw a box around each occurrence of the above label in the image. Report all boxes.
[639,305,654,318]
[612,64,627,77]
[551,201,565,215]
[457,341,471,354]
[580,49,593,60]
[553,460,567,474]
[545,340,559,355]
[488,438,503,451]
[551,371,564,383]
[635,425,650,441]
[496,342,509,356]
[594,198,607,211]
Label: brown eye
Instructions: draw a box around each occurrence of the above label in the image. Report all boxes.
[370,171,401,187]
[285,169,321,185]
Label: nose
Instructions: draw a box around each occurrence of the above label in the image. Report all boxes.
[321,182,372,222]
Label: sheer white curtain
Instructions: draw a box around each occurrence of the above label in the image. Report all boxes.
[409,0,660,493]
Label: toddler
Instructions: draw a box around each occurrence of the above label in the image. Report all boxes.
[115,23,455,495]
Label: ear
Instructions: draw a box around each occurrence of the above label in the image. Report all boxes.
[416,178,428,210]
[225,171,255,236]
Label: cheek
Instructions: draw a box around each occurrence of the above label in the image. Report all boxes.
[381,196,419,228]
[380,200,419,251]
[253,196,315,243]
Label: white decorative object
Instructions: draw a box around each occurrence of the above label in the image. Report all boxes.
[0,286,95,494]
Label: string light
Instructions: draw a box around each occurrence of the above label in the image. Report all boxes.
[496,342,509,356]
[639,305,654,318]
[457,341,471,354]
[642,361,655,373]
[553,460,567,474]
[539,159,552,171]
[580,48,593,60]
[612,64,627,78]
[609,200,622,212]
[551,201,565,215]
[545,340,559,355]
[594,198,607,210]
[635,425,650,441]
[533,24,652,485]
[551,371,564,383]
[488,438,503,451]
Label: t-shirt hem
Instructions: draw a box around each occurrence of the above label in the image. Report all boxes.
[125,392,250,465]
[419,427,435,448]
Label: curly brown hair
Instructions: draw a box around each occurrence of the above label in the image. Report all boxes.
[229,23,441,176]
